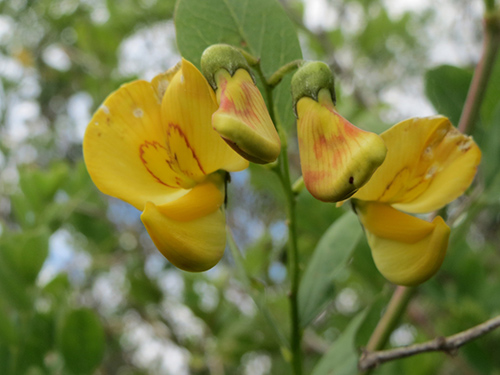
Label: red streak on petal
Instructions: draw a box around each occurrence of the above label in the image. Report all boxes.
[303,169,328,185]
[166,123,206,175]
[139,141,176,187]
[218,80,260,130]
[313,135,327,159]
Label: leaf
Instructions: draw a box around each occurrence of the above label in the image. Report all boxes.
[0,264,32,310]
[474,104,500,186]
[20,312,55,371]
[44,273,71,303]
[175,0,302,130]
[0,228,50,285]
[0,305,18,345]
[18,163,69,214]
[298,211,363,327]
[424,65,473,126]
[59,308,105,375]
[481,53,500,124]
[311,309,369,375]
[128,266,163,305]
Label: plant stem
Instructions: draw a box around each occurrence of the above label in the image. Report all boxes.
[360,314,500,371]
[366,286,416,352]
[280,144,303,375]
[458,10,500,133]
[237,48,260,66]
[254,62,303,375]
[292,176,305,195]
[361,286,415,374]
[267,59,304,87]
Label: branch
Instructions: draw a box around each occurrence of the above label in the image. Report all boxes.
[359,315,500,371]
[458,10,500,133]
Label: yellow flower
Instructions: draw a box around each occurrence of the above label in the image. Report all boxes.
[211,68,281,164]
[83,59,248,272]
[291,61,387,202]
[351,116,481,286]
[297,88,387,202]
[201,44,281,164]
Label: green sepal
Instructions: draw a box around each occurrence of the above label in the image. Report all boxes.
[291,61,336,117]
[201,44,254,90]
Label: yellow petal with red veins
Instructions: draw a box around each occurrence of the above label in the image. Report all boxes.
[355,201,450,286]
[212,69,281,164]
[161,59,248,175]
[83,78,188,211]
[353,116,481,213]
[141,200,226,272]
[297,89,387,202]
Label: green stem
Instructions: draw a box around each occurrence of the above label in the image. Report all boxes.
[280,144,303,375]
[237,48,260,66]
[362,286,415,374]
[292,176,305,195]
[255,61,303,375]
[458,10,500,133]
[267,59,304,88]
[366,286,415,352]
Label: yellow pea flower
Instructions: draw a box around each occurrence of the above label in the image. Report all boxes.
[211,68,281,164]
[292,61,387,202]
[83,59,248,272]
[201,44,281,164]
[297,88,387,202]
[351,116,481,286]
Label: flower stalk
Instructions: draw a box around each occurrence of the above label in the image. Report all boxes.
[365,286,416,353]
[267,59,304,87]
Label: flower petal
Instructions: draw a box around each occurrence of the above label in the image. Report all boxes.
[297,89,387,202]
[83,78,187,211]
[212,69,281,164]
[161,59,249,175]
[156,175,225,222]
[353,116,481,213]
[141,201,226,272]
[355,201,450,286]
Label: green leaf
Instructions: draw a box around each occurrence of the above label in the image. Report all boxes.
[424,65,473,126]
[175,0,302,130]
[474,104,500,186]
[59,308,105,375]
[0,228,50,285]
[0,305,18,345]
[311,309,369,375]
[128,266,163,305]
[44,273,71,303]
[20,312,56,371]
[481,53,500,124]
[298,211,362,327]
[0,264,32,310]
[18,163,69,214]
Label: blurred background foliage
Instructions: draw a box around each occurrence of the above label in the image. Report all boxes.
[0,0,499,374]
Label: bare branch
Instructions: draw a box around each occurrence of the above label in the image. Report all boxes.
[359,315,500,371]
